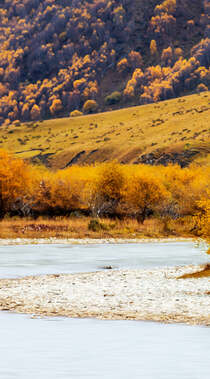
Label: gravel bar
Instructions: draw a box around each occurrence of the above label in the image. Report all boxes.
[0,264,209,326]
[0,237,195,246]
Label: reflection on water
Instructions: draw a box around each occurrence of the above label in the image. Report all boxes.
[0,242,208,278]
[0,242,209,378]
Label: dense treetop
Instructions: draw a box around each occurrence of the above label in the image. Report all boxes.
[0,0,209,124]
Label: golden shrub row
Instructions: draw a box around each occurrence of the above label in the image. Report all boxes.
[0,150,209,229]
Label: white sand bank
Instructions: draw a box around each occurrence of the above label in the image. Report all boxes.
[0,265,209,326]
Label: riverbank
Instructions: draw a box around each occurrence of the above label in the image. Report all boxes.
[0,264,209,326]
[0,237,196,246]
[0,217,196,240]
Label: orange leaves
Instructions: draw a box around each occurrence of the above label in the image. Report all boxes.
[163,165,210,217]
[50,98,63,116]
[0,83,7,97]
[155,0,176,15]
[89,162,125,216]
[161,46,173,66]
[0,0,208,125]
[0,149,32,215]
[70,110,83,117]
[123,68,144,99]
[73,78,86,91]
[82,99,98,114]
[193,194,210,239]
[30,104,41,120]
[0,150,209,223]
[128,51,143,68]
[82,81,98,100]
[150,14,176,36]
[123,173,169,222]
[192,192,210,253]
[113,6,125,26]
[95,162,125,203]
[128,53,206,104]
[117,58,129,73]
[117,52,143,76]
[120,165,170,221]
[33,165,96,215]
[150,40,158,57]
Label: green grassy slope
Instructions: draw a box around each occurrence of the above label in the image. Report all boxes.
[1,92,209,168]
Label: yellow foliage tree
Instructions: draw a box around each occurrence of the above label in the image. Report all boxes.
[0,150,31,216]
[91,162,125,216]
[30,104,41,120]
[117,58,129,73]
[123,173,168,223]
[193,195,210,237]
[163,165,209,218]
[82,99,98,114]
[150,40,158,57]
[50,98,63,116]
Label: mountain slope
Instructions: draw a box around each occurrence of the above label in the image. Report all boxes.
[0,0,209,126]
[1,92,209,168]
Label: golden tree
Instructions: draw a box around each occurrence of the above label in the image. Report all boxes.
[0,150,32,216]
[123,174,168,223]
[50,98,63,116]
[91,162,125,216]
[30,104,41,120]
[82,99,98,114]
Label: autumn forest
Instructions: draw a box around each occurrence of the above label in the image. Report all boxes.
[0,150,209,241]
[0,0,209,125]
[0,0,209,241]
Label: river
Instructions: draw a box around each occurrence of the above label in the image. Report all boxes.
[0,241,209,379]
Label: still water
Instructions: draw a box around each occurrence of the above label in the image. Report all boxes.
[0,241,208,278]
[0,242,209,379]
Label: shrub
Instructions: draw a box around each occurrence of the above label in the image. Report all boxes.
[196,83,208,92]
[105,91,121,105]
[82,100,98,114]
[88,219,105,232]
[13,120,21,126]
[70,110,83,117]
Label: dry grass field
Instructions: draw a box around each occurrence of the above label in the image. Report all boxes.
[0,92,209,169]
[0,216,196,240]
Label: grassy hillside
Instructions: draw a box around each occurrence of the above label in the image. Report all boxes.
[1,92,209,168]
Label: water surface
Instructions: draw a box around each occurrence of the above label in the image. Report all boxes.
[0,242,209,379]
[0,312,209,379]
[0,241,208,278]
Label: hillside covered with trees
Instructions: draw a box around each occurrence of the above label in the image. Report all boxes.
[0,0,209,125]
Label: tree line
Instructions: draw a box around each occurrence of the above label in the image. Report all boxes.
[0,150,209,240]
